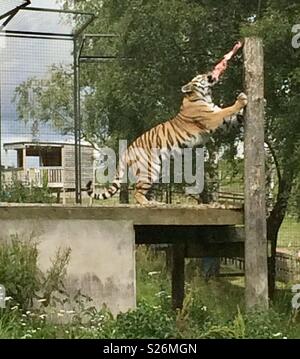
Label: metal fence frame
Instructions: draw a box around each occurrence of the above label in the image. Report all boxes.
[75,34,131,203]
[0,2,96,202]
[0,1,30,25]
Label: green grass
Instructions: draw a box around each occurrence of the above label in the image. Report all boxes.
[136,248,246,320]
[136,246,171,306]
[278,217,300,250]
[135,247,300,338]
[1,245,300,338]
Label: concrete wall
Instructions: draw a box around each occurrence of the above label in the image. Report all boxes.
[0,203,244,315]
[0,218,136,315]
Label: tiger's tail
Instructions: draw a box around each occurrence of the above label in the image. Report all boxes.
[86,178,121,200]
[86,156,126,201]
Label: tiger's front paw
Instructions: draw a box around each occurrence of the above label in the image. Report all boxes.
[236,92,248,108]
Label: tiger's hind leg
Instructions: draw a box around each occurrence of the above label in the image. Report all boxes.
[132,152,163,205]
[134,181,163,206]
[134,181,152,205]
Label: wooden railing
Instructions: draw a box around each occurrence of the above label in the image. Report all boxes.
[217,191,244,205]
[39,167,63,185]
[3,167,63,188]
[222,252,300,283]
[276,251,300,282]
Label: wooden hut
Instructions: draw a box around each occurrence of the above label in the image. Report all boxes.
[3,141,95,197]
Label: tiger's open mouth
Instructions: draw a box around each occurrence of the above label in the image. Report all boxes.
[207,73,218,86]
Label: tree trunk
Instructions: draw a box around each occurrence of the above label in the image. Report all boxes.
[243,37,268,309]
[267,170,294,299]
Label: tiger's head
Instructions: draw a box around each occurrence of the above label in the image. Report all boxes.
[181,72,217,98]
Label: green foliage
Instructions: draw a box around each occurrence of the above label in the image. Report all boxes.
[0,288,295,339]
[113,301,176,339]
[0,237,71,311]
[0,245,300,338]
[13,66,74,135]
[39,247,72,307]
[16,0,254,144]
[136,246,172,307]
[289,180,300,219]
[0,180,55,204]
[242,309,287,339]
[0,237,41,310]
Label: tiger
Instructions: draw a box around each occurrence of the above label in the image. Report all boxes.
[86,72,248,205]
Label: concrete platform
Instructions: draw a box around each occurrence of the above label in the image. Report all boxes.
[0,204,244,312]
[0,203,243,225]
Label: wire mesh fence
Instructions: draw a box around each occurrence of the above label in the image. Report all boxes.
[0,0,29,21]
[0,4,95,204]
[1,37,72,200]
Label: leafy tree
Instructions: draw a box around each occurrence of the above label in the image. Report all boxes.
[241,0,300,296]
[14,0,300,297]
[14,65,74,135]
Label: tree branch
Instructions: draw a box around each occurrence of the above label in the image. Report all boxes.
[265,138,282,184]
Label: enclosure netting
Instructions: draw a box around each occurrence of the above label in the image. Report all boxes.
[0,4,94,203]
[0,0,28,21]
[0,7,93,35]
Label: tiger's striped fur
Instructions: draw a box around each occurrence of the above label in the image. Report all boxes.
[86,72,247,205]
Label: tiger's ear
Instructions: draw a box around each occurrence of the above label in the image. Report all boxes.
[181,82,193,93]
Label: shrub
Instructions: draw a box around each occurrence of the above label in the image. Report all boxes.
[0,180,55,203]
[0,236,40,309]
[113,300,176,339]
[242,309,288,339]
[0,244,299,339]
[0,236,70,311]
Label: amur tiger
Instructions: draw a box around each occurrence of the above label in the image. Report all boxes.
[86,72,248,205]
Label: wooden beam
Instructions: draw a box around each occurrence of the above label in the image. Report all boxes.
[243,37,269,309]
[185,242,244,258]
[135,225,244,244]
[171,242,185,310]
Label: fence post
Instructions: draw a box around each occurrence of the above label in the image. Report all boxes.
[243,37,269,309]
[172,242,185,310]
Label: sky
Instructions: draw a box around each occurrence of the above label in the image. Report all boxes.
[32,0,61,9]
[0,0,74,167]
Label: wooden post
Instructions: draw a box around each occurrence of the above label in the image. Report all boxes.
[243,37,269,309]
[172,242,185,310]
[22,147,26,170]
[62,189,66,205]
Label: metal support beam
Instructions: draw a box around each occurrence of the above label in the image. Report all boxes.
[0,33,73,41]
[74,38,81,204]
[0,0,30,21]
[74,15,96,37]
[75,34,130,203]
[2,30,74,37]
[21,6,94,17]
